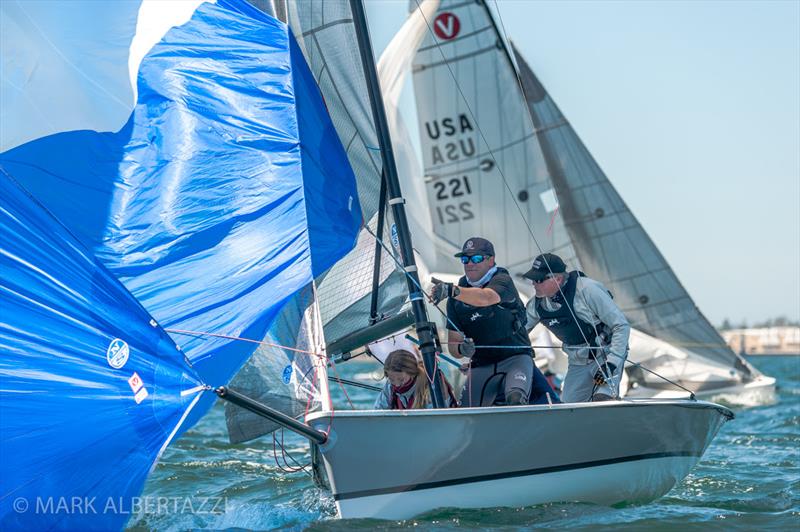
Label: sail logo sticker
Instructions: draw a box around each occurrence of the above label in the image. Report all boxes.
[390,224,400,252]
[282,364,293,384]
[134,387,149,404]
[433,12,460,40]
[128,372,143,394]
[106,339,129,369]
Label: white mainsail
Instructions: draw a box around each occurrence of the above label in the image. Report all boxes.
[409,0,579,284]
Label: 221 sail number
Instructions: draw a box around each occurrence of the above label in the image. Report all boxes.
[432,176,474,224]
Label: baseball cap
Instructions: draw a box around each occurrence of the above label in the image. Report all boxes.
[454,237,495,258]
[522,253,566,281]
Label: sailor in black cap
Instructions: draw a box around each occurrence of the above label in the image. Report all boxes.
[430,238,558,407]
[523,253,630,402]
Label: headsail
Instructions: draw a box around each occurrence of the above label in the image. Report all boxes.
[510,44,753,375]
[221,0,414,443]
[279,1,411,345]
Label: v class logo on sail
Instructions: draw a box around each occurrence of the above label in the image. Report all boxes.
[433,12,460,41]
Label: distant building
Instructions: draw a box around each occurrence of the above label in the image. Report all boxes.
[722,327,800,355]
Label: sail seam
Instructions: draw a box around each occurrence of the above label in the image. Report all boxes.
[413,44,497,72]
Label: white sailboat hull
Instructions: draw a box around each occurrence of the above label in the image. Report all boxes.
[334,454,698,520]
[627,373,777,406]
[308,400,732,520]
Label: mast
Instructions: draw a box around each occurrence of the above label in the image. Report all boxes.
[349,0,446,408]
[369,172,388,324]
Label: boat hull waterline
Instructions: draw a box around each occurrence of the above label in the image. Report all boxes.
[308,400,732,519]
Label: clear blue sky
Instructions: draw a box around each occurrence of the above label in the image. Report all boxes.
[366,0,800,326]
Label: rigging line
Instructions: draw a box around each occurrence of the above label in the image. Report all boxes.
[164,328,326,358]
[279,428,312,475]
[272,430,311,475]
[624,359,696,399]
[412,1,602,370]
[329,376,382,392]
[276,431,304,473]
[328,358,356,409]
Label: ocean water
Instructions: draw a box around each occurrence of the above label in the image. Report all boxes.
[131,356,799,531]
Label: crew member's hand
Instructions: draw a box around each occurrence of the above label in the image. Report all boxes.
[430,277,459,304]
[458,337,476,358]
[593,362,617,385]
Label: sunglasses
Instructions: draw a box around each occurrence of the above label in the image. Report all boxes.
[531,275,556,284]
[460,254,490,264]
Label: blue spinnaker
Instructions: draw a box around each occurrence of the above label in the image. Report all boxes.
[0,0,362,529]
[0,173,204,530]
[1,0,360,394]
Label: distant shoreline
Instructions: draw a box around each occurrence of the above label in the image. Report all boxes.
[721,326,800,356]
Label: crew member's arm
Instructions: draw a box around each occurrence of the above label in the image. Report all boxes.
[443,297,473,358]
[454,270,519,307]
[524,298,541,333]
[447,329,465,358]
[581,281,630,358]
[452,285,501,307]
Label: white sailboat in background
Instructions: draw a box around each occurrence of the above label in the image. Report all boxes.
[408,0,775,405]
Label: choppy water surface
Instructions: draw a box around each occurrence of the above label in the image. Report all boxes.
[132,356,799,531]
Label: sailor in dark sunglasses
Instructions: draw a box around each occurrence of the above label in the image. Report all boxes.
[522,252,630,403]
[460,254,488,265]
[429,237,560,407]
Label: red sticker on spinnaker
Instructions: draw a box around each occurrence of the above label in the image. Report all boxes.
[433,12,460,41]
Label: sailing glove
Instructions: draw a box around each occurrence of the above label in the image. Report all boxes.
[458,337,476,358]
[593,362,617,385]
[430,277,460,304]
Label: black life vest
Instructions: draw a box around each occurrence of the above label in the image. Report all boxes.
[451,267,531,365]
[535,271,610,349]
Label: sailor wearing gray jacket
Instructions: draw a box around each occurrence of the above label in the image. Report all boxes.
[523,253,630,403]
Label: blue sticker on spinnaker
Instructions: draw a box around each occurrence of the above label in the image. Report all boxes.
[282,365,293,384]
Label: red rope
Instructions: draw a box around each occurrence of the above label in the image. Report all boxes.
[328,359,355,409]
[546,205,560,235]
